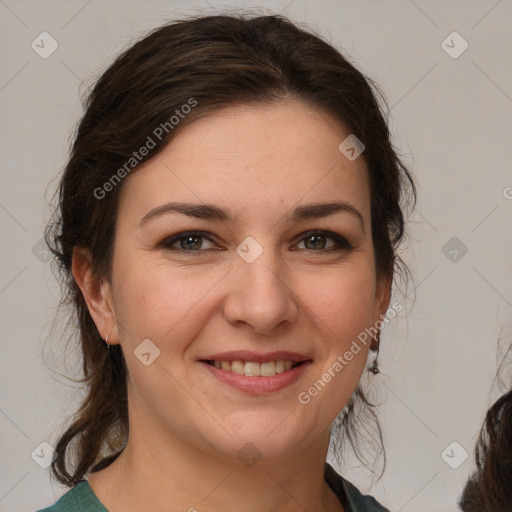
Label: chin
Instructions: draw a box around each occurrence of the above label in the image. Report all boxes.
[198,413,310,462]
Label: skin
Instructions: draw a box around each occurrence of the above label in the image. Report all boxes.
[73,99,391,512]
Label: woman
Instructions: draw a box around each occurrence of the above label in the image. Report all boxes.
[38,12,415,512]
[459,347,512,511]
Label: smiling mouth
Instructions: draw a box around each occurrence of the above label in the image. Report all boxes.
[202,359,306,377]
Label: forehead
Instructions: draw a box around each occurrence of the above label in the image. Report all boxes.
[118,100,370,226]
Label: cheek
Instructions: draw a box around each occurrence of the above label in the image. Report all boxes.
[112,258,222,349]
[292,266,376,426]
[112,262,206,397]
[298,264,377,343]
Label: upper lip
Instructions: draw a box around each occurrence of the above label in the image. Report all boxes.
[199,351,311,363]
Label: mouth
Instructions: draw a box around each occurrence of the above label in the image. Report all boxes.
[201,359,306,377]
[198,351,312,394]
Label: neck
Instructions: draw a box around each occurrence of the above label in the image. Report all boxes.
[88,420,344,512]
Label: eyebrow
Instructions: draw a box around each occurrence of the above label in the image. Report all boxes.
[138,201,365,233]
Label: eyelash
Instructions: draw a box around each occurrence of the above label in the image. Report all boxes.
[159,230,353,254]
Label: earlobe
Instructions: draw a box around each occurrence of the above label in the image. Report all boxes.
[71,247,117,343]
[368,275,392,369]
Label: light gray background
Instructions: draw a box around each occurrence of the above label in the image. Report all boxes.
[1,1,511,511]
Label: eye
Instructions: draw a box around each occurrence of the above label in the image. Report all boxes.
[294,230,352,252]
[159,229,352,254]
[160,231,219,252]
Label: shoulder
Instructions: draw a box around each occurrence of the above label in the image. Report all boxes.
[324,462,391,512]
[35,480,107,512]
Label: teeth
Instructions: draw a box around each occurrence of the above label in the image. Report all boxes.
[244,361,261,376]
[260,361,276,376]
[231,360,244,375]
[209,359,301,376]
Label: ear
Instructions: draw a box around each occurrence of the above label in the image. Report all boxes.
[71,247,118,344]
[374,271,392,325]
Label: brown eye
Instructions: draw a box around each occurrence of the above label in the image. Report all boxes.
[295,230,352,252]
[161,231,218,252]
[177,235,203,251]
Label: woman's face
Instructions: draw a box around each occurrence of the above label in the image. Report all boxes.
[96,100,390,461]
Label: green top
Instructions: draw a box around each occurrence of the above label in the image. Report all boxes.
[36,463,389,512]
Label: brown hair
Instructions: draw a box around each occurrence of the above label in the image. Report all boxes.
[459,338,512,511]
[45,12,416,486]
[459,390,512,510]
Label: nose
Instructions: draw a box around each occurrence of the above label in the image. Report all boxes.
[222,247,299,335]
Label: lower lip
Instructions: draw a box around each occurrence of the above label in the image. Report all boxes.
[199,361,311,394]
